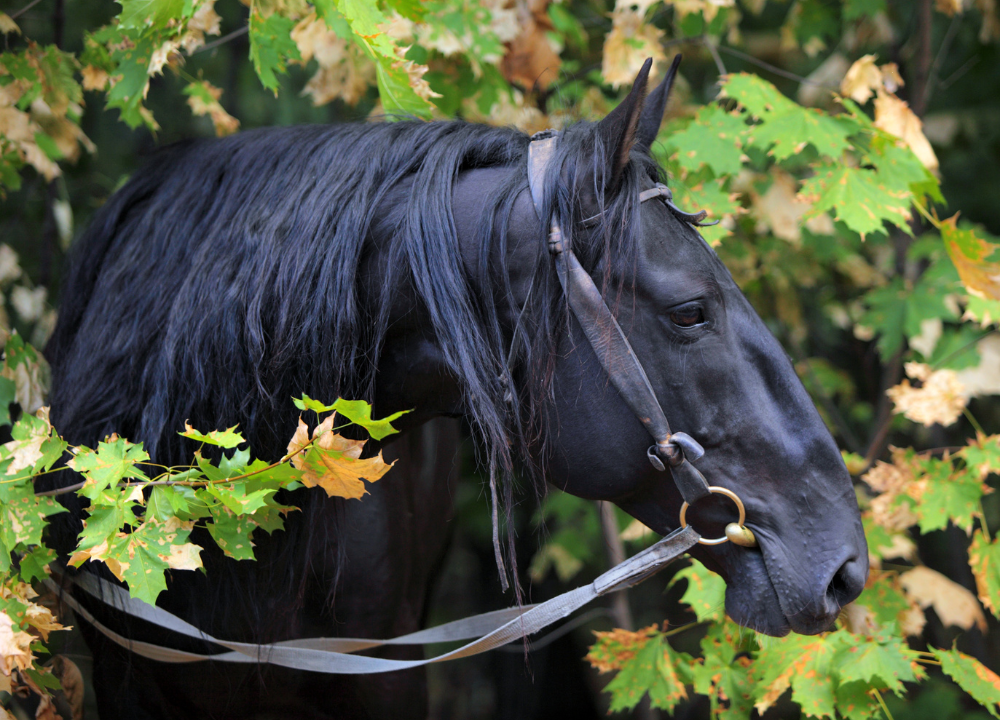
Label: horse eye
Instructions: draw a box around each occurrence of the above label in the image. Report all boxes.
[669,305,705,328]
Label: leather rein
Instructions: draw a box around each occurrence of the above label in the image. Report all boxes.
[525,130,756,548]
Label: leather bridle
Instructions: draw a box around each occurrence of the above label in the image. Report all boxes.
[526,130,757,548]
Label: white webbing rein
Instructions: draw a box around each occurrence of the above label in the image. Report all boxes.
[46,526,698,674]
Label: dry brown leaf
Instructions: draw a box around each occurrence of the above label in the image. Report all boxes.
[672,0,735,22]
[500,1,560,90]
[80,65,109,91]
[158,543,204,571]
[752,169,810,243]
[619,518,654,541]
[602,6,664,89]
[292,14,375,106]
[978,0,1000,41]
[840,602,878,634]
[874,91,938,172]
[935,0,964,15]
[0,12,20,35]
[887,362,967,427]
[0,611,34,676]
[287,415,393,499]
[50,656,84,720]
[899,565,987,632]
[23,603,64,642]
[840,54,883,104]
[186,80,239,136]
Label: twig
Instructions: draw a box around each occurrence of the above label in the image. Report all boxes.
[939,55,980,91]
[193,25,249,55]
[35,481,83,497]
[9,0,43,20]
[703,36,727,77]
[715,45,838,88]
[923,12,962,107]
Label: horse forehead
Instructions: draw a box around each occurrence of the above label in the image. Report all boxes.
[637,201,721,280]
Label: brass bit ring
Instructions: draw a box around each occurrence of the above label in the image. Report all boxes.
[679,486,757,547]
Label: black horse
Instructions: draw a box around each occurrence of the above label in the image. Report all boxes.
[45,59,867,719]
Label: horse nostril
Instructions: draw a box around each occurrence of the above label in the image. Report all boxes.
[826,556,866,608]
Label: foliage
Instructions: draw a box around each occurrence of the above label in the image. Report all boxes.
[4,0,1000,716]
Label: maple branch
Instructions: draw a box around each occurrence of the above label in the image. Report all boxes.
[193,25,249,55]
[714,44,838,88]
[9,0,43,20]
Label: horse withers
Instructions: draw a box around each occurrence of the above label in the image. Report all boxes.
[45,57,866,719]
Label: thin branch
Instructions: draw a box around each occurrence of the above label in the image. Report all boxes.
[9,0,44,20]
[193,25,249,55]
[703,36,727,77]
[715,45,838,88]
[939,55,980,91]
[35,481,83,497]
[923,12,963,107]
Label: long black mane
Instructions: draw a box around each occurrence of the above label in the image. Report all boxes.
[46,118,657,608]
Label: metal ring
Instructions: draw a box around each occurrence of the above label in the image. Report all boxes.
[678,486,747,546]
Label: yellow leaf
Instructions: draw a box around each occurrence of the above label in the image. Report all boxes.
[185,80,240,136]
[899,565,987,632]
[942,215,1000,301]
[752,169,811,243]
[500,6,560,90]
[840,54,883,104]
[0,13,20,35]
[23,603,65,642]
[874,91,939,172]
[672,0,735,22]
[158,543,203,571]
[288,415,393,499]
[886,362,967,427]
[935,0,964,15]
[602,7,664,89]
[292,13,375,106]
[0,611,34,675]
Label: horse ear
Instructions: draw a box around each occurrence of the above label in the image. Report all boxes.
[595,57,652,190]
[636,54,682,152]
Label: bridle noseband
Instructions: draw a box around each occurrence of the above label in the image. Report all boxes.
[526,130,757,548]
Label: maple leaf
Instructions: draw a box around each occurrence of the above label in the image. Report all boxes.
[182,81,239,137]
[601,5,664,89]
[291,13,375,106]
[286,415,393,499]
[933,647,1000,718]
[753,633,843,718]
[0,611,33,676]
[874,91,938,172]
[671,558,727,623]
[749,105,851,161]
[179,421,244,448]
[969,530,1000,619]
[798,166,910,240]
[586,625,659,673]
[721,73,798,119]
[886,362,967,428]
[596,631,690,714]
[668,105,746,177]
[834,631,925,695]
[68,436,149,497]
[963,435,1000,480]
[941,215,1000,301]
[840,54,883,104]
[899,565,987,632]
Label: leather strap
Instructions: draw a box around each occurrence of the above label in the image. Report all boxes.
[526,132,711,506]
[49,526,699,672]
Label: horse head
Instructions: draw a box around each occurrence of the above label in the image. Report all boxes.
[482,58,868,637]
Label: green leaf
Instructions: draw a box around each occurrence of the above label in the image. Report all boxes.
[667,105,746,177]
[382,0,425,21]
[671,559,727,622]
[69,437,149,499]
[206,505,257,560]
[0,376,16,427]
[104,32,157,129]
[844,0,886,20]
[206,482,276,516]
[855,570,911,627]
[800,166,910,239]
[331,399,408,441]
[963,435,1000,481]
[834,631,924,695]
[179,423,245,449]
[933,647,1000,718]
[108,529,169,604]
[970,530,1000,619]
[0,483,65,562]
[374,57,433,119]
[117,0,186,30]
[248,11,300,94]
[18,544,56,582]
[834,681,882,720]
[965,296,1000,327]
[749,106,851,161]
[916,458,983,534]
[720,73,798,119]
[603,635,690,714]
[689,621,755,720]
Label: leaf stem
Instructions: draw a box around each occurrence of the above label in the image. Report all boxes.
[871,688,895,720]
[981,499,993,543]
[663,621,707,638]
[964,408,986,437]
